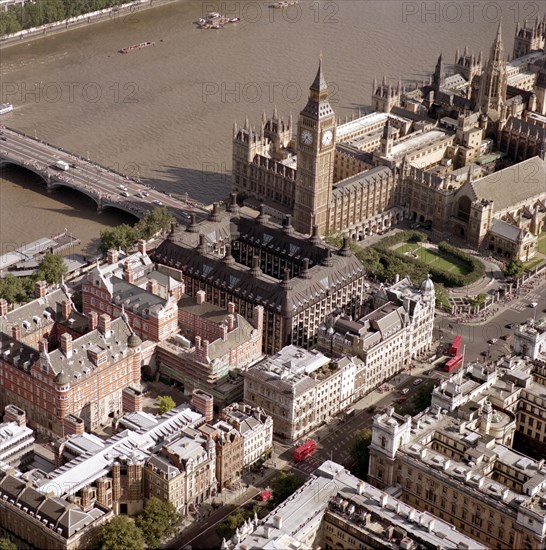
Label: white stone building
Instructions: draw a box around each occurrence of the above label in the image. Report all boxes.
[318,276,436,399]
[243,346,359,442]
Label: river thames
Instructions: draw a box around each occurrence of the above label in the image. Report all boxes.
[0,0,535,253]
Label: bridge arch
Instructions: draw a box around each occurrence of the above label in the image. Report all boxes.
[100,202,142,221]
[48,180,102,207]
[0,159,50,185]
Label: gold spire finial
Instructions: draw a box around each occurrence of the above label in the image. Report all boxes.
[319,51,323,62]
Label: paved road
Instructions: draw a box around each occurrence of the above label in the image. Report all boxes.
[171,490,258,550]
[435,277,546,364]
[0,126,207,222]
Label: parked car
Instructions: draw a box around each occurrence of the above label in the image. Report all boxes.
[401,388,409,395]
[501,334,512,341]
[488,338,498,344]
[396,397,407,404]
[413,378,423,386]
[505,323,514,329]
[530,302,538,308]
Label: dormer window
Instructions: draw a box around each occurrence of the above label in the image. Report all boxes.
[22,321,30,330]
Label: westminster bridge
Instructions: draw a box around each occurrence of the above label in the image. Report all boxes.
[0,126,207,222]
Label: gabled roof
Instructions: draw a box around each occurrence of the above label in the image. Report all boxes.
[489,219,529,242]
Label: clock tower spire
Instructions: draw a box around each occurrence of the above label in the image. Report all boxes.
[293,58,337,236]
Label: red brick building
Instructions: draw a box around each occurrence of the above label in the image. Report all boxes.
[0,285,143,436]
[82,243,182,343]
[156,290,263,409]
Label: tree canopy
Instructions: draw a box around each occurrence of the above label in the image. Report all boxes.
[157,395,176,414]
[99,207,174,254]
[37,252,68,284]
[0,539,17,550]
[136,207,174,239]
[98,515,144,550]
[99,224,140,254]
[349,427,372,480]
[270,471,305,507]
[0,274,35,304]
[503,258,524,279]
[0,0,128,35]
[135,497,181,549]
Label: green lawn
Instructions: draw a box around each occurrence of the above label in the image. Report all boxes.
[394,242,471,276]
[538,232,546,256]
[524,257,545,271]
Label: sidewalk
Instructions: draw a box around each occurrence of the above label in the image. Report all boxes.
[446,276,546,326]
[311,359,435,444]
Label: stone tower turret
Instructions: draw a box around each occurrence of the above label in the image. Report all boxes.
[513,17,546,59]
[372,75,401,113]
[479,21,507,122]
[432,53,446,93]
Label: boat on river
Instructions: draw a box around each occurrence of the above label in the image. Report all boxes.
[119,41,155,54]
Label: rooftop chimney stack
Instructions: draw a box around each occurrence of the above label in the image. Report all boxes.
[227,314,235,332]
[309,224,321,245]
[61,300,72,320]
[35,280,47,298]
[88,311,98,331]
[0,299,8,316]
[196,290,206,305]
[147,278,158,295]
[99,313,112,336]
[60,333,73,359]
[12,324,21,340]
[137,239,146,255]
[107,249,119,264]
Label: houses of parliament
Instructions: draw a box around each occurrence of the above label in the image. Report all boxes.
[232,19,546,262]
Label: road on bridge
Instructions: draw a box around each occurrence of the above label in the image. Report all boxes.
[0,126,208,223]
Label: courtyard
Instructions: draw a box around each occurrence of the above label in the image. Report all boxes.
[394,242,472,277]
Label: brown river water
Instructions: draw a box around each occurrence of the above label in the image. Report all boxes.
[0,0,533,254]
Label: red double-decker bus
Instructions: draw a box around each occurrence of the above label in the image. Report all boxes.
[294,440,316,462]
[449,336,462,357]
[445,354,464,373]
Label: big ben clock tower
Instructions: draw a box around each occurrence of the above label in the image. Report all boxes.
[293,59,337,236]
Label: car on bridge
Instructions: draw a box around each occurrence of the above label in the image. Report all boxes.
[120,191,129,197]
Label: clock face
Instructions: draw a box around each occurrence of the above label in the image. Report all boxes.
[322,130,333,146]
[300,129,313,145]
